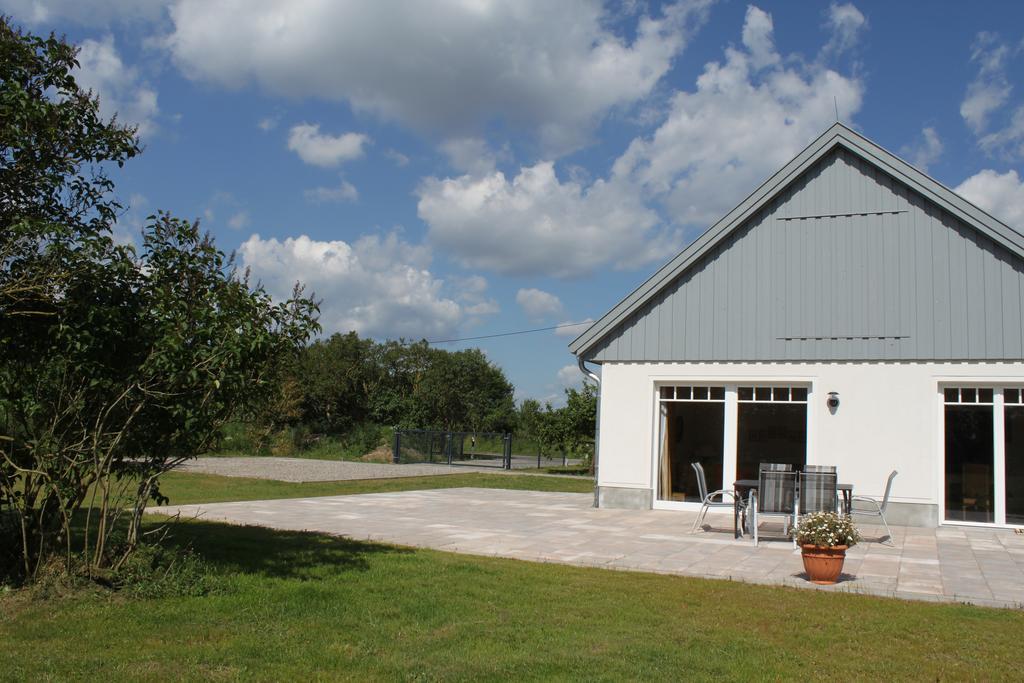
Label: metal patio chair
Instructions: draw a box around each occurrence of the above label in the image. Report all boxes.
[851,470,898,546]
[803,464,837,473]
[690,462,740,533]
[799,470,838,515]
[759,462,793,472]
[749,469,797,546]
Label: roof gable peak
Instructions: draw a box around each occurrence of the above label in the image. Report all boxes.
[570,124,1024,358]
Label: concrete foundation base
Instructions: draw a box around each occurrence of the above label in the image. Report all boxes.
[852,501,938,527]
[596,486,940,527]
[596,486,653,510]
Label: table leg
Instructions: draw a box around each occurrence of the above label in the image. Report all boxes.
[734,494,739,538]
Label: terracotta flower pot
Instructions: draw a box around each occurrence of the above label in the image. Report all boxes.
[800,544,848,585]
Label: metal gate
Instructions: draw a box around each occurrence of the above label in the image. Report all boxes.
[392,430,512,469]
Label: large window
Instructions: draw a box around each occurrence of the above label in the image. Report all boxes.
[943,388,995,523]
[1005,390,1024,525]
[736,386,808,481]
[657,386,725,502]
[656,384,809,504]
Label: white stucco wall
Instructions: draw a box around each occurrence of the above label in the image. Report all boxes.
[597,361,1024,516]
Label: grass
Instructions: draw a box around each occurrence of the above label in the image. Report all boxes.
[3,517,1024,680]
[153,470,594,506]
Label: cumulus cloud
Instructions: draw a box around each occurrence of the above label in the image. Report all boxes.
[238,232,467,340]
[742,6,780,70]
[901,126,943,173]
[287,124,369,168]
[163,0,711,154]
[956,169,1024,229]
[304,178,359,203]
[821,3,867,57]
[74,35,159,136]
[417,4,863,277]
[556,364,583,389]
[439,137,503,176]
[385,148,410,167]
[961,32,1013,136]
[417,161,668,277]
[451,275,500,316]
[612,4,864,227]
[516,288,564,320]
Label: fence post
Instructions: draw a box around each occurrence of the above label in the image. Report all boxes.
[503,433,512,470]
[446,432,453,466]
[392,428,401,464]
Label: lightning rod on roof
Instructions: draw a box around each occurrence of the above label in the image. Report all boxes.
[834,96,840,123]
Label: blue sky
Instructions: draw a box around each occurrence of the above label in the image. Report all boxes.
[5,1,1024,404]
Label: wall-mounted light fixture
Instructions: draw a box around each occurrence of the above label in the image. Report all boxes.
[826,391,840,413]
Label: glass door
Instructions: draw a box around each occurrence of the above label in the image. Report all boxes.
[657,386,725,502]
[1004,390,1024,525]
[735,386,808,481]
[943,387,995,523]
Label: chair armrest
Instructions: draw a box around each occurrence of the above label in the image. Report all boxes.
[849,496,882,513]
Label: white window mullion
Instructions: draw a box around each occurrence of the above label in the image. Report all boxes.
[723,385,738,490]
[995,388,1007,526]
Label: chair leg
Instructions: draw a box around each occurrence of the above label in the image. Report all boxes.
[690,504,706,533]
[880,513,895,547]
[752,506,758,547]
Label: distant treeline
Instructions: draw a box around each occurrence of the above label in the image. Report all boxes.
[233,332,596,464]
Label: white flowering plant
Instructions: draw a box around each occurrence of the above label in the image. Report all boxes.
[792,512,861,548]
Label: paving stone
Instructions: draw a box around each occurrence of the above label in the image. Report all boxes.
[150,488,1024,610]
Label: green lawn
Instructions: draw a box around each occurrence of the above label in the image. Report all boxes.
[3,470,1022,680]
[3,517,1023,680]
[155,470,594,506]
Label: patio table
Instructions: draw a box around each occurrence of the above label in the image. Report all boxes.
[732,479,853,538]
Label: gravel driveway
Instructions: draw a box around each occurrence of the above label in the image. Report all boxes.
[175,456,534,482]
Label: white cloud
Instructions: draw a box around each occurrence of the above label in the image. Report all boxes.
[901,126,943,173]
[613,4,864,227]
[304,178,359,203]
[164,0,711,154]
[439,137,502,176]
[417,161,668,277]
[227,211,250,230]
[111,192,148,247]
[418,5,863,277]
[0,0,163,25]
[516,288,563,320]
[238,232,465,340]
[956,169,1024,229]
[555,319,594,337]
[257,115,279,132]
[979,107,1024,160]
[741,6,780,70]
[821,3,867,57]
[556,364,583,390]
[961,32,1014,138]
[385,148,410,167]
[451,275,500,316]
[286,123,369,168]
[74,35,159,137]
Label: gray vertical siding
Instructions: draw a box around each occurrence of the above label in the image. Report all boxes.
[588,148,1024,362]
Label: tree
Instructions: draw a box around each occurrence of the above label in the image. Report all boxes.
[0,20,319,583]
[0,19,139,318]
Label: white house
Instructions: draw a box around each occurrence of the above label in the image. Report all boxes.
[570,123,1024,528]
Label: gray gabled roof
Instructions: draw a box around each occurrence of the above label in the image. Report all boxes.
[569,122,1024,359]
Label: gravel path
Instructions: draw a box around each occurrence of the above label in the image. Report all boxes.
[175,456,550,483]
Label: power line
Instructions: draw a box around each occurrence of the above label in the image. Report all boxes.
[427,321,592,345]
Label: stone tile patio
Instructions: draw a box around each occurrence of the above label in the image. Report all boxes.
[150,488,1024,609]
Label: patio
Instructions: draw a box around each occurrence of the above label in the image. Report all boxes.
[151,487,1024,609]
